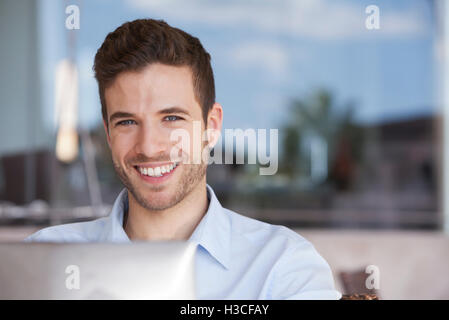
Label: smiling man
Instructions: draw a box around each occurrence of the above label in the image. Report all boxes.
[25,18,341,300]
[104,62,218,241]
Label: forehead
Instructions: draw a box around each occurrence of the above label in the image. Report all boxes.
[104,63,199,115]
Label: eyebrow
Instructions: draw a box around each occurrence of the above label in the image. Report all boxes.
[109,106,191,124]
[109,112,136,124]
[157,106,191,117]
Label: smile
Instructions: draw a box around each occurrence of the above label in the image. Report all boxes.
[135,162,179,178]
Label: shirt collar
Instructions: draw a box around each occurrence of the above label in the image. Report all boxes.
[188,184,231,270]
[102,184,231,270]
[100,189,131,243]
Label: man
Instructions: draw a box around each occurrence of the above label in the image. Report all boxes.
[26,18,341,300]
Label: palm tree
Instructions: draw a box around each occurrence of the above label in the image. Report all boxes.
[281,89,365,190]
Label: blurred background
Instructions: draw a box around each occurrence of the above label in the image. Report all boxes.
[1,0,448,299]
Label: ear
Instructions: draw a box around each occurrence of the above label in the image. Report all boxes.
[103,119,111,148]
[206,102,223,148]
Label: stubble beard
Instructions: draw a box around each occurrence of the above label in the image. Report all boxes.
[112,155,208,211]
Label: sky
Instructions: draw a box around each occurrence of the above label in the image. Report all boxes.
[38,0,437,131]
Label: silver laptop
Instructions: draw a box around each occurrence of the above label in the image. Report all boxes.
[0,241,197,299]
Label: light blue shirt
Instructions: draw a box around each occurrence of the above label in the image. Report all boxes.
[25,184,342,300]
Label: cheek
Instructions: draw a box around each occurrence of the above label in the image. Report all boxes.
[188,127,206,164]
[184,129,203,159]
[110,134,135,162]
[168,126,191,157]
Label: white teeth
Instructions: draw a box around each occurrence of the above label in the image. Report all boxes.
[139,163,178,177]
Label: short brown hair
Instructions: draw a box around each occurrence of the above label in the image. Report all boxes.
[93,18,215,126]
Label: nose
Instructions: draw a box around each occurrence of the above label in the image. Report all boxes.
[134,122,167,159]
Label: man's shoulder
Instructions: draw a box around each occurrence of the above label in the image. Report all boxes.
[24,217,109,243]
[223,208,341,299]
[223,207,311,248]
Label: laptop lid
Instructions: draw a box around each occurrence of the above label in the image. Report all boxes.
[0,241,197,299]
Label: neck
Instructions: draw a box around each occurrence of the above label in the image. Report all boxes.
[124,179,209,241]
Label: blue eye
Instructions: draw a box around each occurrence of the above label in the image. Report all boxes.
[117,119,136,126]
[165,115,182,121]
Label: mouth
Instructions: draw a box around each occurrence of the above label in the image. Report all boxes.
[133,161,180,184]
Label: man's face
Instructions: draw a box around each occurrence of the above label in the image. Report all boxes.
[104,63,214,210]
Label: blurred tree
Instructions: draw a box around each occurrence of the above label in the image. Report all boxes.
[281,89,365,191]
[88,123,123,203]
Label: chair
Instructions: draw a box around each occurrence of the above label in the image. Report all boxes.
[339,268,380,300]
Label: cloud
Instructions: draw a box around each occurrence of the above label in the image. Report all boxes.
[125,0,428,39]
[228,41,290,78]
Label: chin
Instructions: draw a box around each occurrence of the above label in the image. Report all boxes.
[136,186,181,211]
